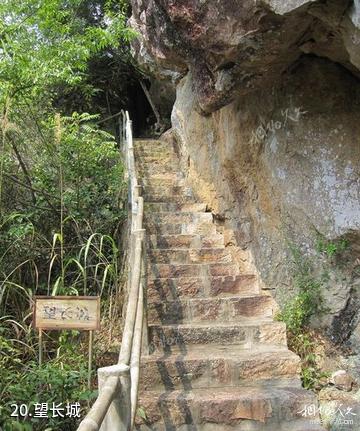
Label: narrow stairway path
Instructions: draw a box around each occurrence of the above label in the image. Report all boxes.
[132,139,323,431]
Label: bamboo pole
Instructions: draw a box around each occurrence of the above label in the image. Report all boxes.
[130,280,144,429]
[78,363,130,431]
[141,235,149,356]
[135,196,143,231]
[118,229,145,365]
[99,364,131,431]
[78,376,118,431]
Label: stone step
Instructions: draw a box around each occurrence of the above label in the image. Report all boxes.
[145,221,216,235]
[135,421,324,431]
[148,263,239,279]
[147,233,224,249]
[135,386,320,430]
[136,156,179,168]
[143,192,197,203]
[135,150,178,160]
[134,147,175,157]
[140,344,301,391]
[140,177,185,188]
[143,185,189,197]
[148,319,287,353]
[147,275,259,302]
[134,139,173,151]
[147,248,232,265]
[140,171,183,180]
[137,164,179,175]
[147,295,275,324]
[145,212,212,225]
[144,202,207,213]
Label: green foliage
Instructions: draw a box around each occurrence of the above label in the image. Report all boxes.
[287,331,329,390]
[0,0,134,106]
[277,293,310,335]
[301,364,329,391]
[316,236,349,258]
[276,244,327,390]
[0,114,125,319]
[0,326,96,431]
[38,112,125,234]
[137,406,148,421]
[276,246,323,335]
[0,3,132,429]
[277,288,327,390]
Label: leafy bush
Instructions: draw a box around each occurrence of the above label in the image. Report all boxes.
[278,293,311,335]
[277,247,323,335]
[276,245,326,390]
[0,113,125,321]
[0,114,124,430]
[0,333,96,430]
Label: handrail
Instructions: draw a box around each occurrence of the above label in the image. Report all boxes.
[77,110,147,431]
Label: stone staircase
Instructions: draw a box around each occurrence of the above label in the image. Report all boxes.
[133,139,323,431]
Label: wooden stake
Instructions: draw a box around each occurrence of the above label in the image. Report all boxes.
[39,329,43,366]
[88,330,94,389]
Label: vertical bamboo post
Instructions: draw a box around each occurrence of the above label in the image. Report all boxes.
[120,369,131,429]
[122,113,126,147]
[128,119,133,146]
[132,186,139,232]
[98,364,130,431]
[135,194,143,230]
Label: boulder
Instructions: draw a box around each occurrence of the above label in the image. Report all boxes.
[330,371,355,392]
[130,0,360,114]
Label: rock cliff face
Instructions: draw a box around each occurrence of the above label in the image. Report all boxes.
[130,0,360,345]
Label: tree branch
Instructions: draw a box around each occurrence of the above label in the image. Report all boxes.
[3,172,60,214]
[8,137,36,205]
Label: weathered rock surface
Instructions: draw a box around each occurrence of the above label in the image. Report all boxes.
[131,0,360,114]
[130,0,360,344]
[318,387,360,430]
[169,58,360,332]
[330,370,355,392]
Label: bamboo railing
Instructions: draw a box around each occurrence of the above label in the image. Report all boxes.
[77,110,147,431]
